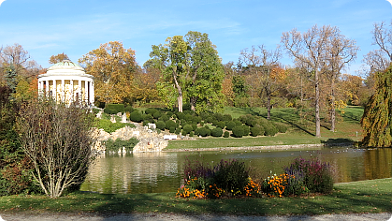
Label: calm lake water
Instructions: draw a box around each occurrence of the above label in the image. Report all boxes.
[80,147,392,194]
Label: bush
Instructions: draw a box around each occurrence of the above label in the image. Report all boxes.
[182,124,194,135]
[165,120,177,130]
[124,105,133,113]
[156,121,166,130]
[234,120,243,126]
[224,131,230,138]
[246,117,258,127]
[225,121,236,130]
[284,157,334,194]
[206,116,215,123]
[275,122,288,133]
[105,137,139,152]
[216,121,226,129]
[176,112,185,120]
[97,119,135,133]
[242,125,250,136]
[195,127,210,137]
[250,125,264,137]
[175,127,181,135]
[222,114,232,122]
[130,110,143,122]
[159,114,169,122]
[145,108,157,115]
[214,113,224,121]
[232,126,244,138]
[193,116,202,124]
[189,131,194,137]
[211,127,223,137]
[213,159,249,195]
[105,104,124,114]
[169,127,176,133]
[263,123,278,136]
[104,108,117,115]
[152,110,162,119]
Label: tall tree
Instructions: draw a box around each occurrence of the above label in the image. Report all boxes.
[324,29,358,132]
[239,45,283,119]
[361,65,392,147]
[148,31,224,113]
[79,41,140,104]
[282,25,337,137]
[364,20,392,72]
[49,53,70,64]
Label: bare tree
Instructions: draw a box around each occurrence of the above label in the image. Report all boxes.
[17,99,95,198]
[282,25,336,137]
[324,29,358,132]
[239,45,282,119]
[364,20,392,72]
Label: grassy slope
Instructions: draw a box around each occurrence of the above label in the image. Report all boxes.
[166,106,364,149]
[0,178,390,216]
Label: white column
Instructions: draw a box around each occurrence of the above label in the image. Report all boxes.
[38,80,42,96]
[61,79,65,102]
[45,80,49,97]
[53,80,57,102]
[91,81,94,105]
[84,80,88,104]
[70,79,74,102]
[78,79,82,103]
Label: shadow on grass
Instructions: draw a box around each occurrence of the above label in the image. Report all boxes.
[321,138,354,146]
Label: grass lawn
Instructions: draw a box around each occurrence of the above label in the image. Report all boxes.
[0,178,390,216]
[166,106,363,149]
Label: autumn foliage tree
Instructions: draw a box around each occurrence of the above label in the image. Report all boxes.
[49,53,70,64]
[79,41,140,104]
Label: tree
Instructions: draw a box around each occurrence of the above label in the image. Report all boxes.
[79,41,140,104]
[49,53,69,64]
[148,31,225,113]
[17,99,95,198]
[364,20,392,72]
[239,45,283,119]
[282,25,337,137]
[361,65,392,147]
[323,29,358,132]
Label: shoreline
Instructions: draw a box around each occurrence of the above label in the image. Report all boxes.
[163,142,354,152]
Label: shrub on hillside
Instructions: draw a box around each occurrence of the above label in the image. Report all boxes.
[169,127,176,133]
[234,120,243,126]
[250,125,264,137]
[124,105,133,113]
[225,121,236,130]
[263,123,278,136]
[144,108,157,115]
[274,122,288,133]
[156,121,166,130]
[224,131,230,138]
[165,120,177,130]
[176,112,185,120]
[105,137,139,152]
[232,126,244,138]
[242,125,250,136]
[153,110,162,119]
[104,108,117,115]
[105,104,125,114]
[206,116,215,123]
[195,127,210,137]
[130,110,143,122]
[159,114,170,122]
[222,114,232,122]
[182,124,194,135]
[216,121,226,129]
[211,127,223,137]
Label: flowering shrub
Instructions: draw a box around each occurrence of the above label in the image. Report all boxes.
[244,178,261,197]
[284,157,334,194]
[262,173,292,197]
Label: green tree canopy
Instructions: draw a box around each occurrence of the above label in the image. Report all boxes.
[147,31,225,113]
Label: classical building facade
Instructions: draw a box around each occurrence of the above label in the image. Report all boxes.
[37,60,94,105]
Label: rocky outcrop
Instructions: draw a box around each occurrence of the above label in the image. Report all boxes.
[91,124,170,154]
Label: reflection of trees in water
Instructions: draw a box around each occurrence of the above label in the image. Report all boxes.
[364,149,392,180]
[81,152,180,194]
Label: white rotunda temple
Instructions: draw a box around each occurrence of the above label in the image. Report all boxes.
[37,60,94,106]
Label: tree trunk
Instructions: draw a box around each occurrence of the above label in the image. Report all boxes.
[177,89,183,113]
[330,78,336,132]
[315,70,321,138]
[267,91,271,120]
[190,96,196,112]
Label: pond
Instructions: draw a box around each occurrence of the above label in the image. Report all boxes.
[80,147,392,194]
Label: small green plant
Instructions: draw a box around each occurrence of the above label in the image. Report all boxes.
[97,119,135,133]
[105,138,139,152]
[224,131,230,138]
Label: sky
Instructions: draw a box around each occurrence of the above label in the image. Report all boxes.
[0,0,391,75]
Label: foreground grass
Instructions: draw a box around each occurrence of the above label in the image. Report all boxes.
[1,178,391,216]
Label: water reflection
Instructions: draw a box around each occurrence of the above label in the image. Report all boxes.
[80,147,392,194]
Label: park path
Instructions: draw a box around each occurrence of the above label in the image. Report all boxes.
[1,212,392,221]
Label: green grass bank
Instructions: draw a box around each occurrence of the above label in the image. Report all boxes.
[1,178,391,216]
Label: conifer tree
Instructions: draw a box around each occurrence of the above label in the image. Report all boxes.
[361,65,392,147]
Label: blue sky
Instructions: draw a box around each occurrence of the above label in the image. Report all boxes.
[0,0,391,75]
